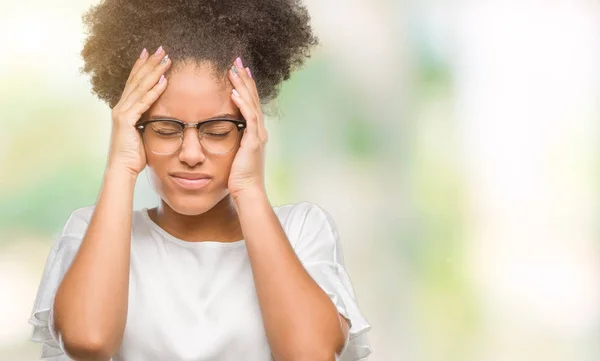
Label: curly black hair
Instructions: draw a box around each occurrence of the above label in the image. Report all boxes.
[80,0,319,109]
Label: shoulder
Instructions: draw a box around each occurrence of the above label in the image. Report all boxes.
[274,201,334,226]
[60,205,95,235]
[48,205,96,255]
[52,205,95,244]
[54,205,149,253]
[60,205,151,236]
[273,201,338,246]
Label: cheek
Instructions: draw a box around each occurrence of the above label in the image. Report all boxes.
[213,152,237,181]
[211,136,241,179]
[221,141,242,174]
[145,156,170,193]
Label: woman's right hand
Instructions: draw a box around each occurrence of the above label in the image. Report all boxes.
[107,46,172,176]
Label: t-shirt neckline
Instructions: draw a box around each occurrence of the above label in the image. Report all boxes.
[140,207,246,248]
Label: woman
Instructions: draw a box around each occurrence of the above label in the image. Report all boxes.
[28,0,372,360]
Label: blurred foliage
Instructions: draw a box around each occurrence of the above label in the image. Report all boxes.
[278,56,383,161]
[0,162,101,237]
[0,71,106,237]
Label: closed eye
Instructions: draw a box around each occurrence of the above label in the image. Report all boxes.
[204,132,230,137]
[156,130,181,136]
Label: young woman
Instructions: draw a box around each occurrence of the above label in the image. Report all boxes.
[28,0,371,360]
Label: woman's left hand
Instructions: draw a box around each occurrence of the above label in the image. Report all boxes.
[227,57,268,201]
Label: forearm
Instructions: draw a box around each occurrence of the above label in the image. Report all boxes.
[54,166,136,360]
[234,192,345,361]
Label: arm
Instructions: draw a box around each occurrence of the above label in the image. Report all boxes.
[234,191,349,361]
[226,57,350,361]
[53,167,136,361]
[53,46,172,361]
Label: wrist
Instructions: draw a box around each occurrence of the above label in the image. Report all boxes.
[104,163,139,185]
[232,187,269,207]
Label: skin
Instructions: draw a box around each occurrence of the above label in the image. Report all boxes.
[53,47,349,361]
[143,62,245,243]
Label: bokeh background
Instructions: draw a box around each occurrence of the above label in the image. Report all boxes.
[1,0,600,360]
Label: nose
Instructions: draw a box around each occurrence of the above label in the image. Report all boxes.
[178,128,206,167]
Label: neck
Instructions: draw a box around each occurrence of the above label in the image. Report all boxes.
[149,195,243,243]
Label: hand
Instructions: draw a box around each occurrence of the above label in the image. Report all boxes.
[107,46,172,176]
[227,57,268,200]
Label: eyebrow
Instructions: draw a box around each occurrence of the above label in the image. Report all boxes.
[148,113,240,121]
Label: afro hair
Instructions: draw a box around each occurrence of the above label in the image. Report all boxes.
[80,0,319,109]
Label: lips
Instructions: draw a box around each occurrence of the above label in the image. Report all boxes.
[169,173,213,190]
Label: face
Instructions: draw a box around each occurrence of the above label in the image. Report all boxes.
[143,62,242,216]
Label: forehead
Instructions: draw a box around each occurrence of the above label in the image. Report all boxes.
[145,62,238,121]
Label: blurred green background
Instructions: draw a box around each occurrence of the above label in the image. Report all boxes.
[1,0,599,360]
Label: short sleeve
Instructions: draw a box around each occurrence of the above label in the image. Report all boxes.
[290,202,372,361]
[27,206,94,360]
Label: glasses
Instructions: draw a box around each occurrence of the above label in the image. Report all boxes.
[136,118,246,155]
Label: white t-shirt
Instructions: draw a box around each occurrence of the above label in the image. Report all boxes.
[28,202,372,361]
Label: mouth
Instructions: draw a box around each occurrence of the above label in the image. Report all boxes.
[169,174,213,190]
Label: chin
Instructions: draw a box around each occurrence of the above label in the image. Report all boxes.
[147,170,231,216]
[163,190,229,216]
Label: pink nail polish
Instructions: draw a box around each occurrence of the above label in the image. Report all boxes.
[159,75,165,84]
[232,89,240,97]
[236,57,243,68]
[155,46,163,56]
[140,48,147,58]
[245,67,252,78]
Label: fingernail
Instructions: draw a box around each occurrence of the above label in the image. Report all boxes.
[139,48,147,58]
[231,65,239,77]
[154,46,163,56]
[236,57,243,68]
[232,89,240,97]
[159,75,165,84]
[161,54,169,65]
[245,67,252,78]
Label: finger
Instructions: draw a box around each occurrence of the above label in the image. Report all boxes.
[243,69,266,135]
[229,66,266,138]
[229,76,267,142]
[122,51,172,110]
[122,46,169,101]
[123,46,169,101]
[129,75,169,122]
[236,57,259,106]
[229,60,266,138]
[125,48,149,85]
[231,89,261,140]
[243,66,260,105]
[230,57,260,106]
[229,66,256,109]
[231,58,263,133]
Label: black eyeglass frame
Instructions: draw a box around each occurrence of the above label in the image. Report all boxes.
[135,117,247,154]
[136,117,247,134]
